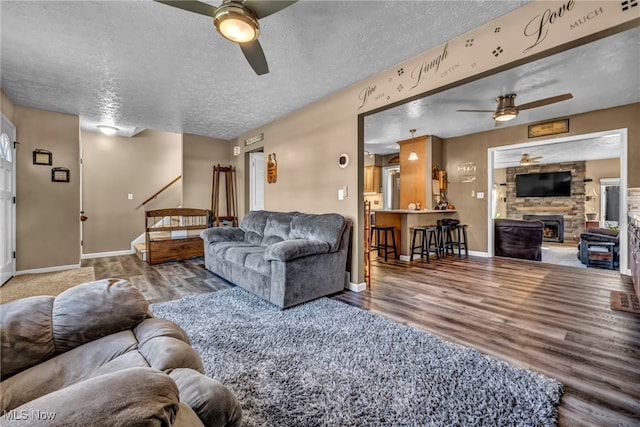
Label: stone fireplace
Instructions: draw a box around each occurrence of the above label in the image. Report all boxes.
[523,214,565,243]
[504,161,586,242]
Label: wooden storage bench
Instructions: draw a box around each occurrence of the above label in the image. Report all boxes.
[145,208,211,265]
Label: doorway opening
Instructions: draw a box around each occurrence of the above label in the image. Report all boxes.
[249,150,265,212]
[0,114,16,285]
[487,128,628,273]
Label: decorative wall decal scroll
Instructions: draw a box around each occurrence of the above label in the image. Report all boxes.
[354,0,636,114]
[523,0,576,53]
[409,43,449,89]
[621,0,637,12]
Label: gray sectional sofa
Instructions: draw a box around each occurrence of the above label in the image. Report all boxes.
[200,210,351,309]
[0,279,242,426]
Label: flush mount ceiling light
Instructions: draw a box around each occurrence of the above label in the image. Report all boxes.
[408,129,418,161]
[97,125,119,135]
[214,3,259,43]
[457,92,572,122]
[492,94,518,122]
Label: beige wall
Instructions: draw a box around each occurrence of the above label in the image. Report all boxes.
[1,90,15,123]
[183,133,231,210]
[14,106,80,270]
[585,158,620,216]
[81,129,182,255]
[444,103,639,252]
[232,87,361,281]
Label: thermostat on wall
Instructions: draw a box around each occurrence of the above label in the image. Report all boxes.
[338,153,349,168]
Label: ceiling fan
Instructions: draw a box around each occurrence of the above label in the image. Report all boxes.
[457,93,573,122]
[154,0,297,75]
[519,153,542,165]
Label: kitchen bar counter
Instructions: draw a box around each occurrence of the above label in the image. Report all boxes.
[373,209,458,259]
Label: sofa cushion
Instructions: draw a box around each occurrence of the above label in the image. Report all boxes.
[169,368,243,427]
[1,367,180,427]
[262,212,296,247]
[240,210,270,245]
[1,296,56,379]
[290,213,347,252]
[1,331,139,412]
[52,278,149,353]
[265,239,331,262]
[210,241,256,257]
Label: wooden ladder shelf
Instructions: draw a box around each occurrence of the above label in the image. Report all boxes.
[211,165,238,227]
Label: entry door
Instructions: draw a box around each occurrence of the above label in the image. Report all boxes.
[0,114,16,285]
[250,152,265,211]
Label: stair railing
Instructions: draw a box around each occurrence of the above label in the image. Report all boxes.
[136,175,182,210]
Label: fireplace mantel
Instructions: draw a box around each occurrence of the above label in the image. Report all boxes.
[514,206,572,212]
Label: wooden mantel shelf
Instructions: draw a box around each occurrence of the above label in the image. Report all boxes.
[514,206,572,211]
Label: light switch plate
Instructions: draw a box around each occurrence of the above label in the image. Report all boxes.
[477,192,485,199]
[128,193,133,200]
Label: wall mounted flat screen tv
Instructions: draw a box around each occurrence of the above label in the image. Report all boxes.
[515,171,572,197]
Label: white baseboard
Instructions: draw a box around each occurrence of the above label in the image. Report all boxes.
[469,250,489,257]
[81,249,134,260]
[399,251,488,261]
[16,264,81,276]
[346,281,367,292]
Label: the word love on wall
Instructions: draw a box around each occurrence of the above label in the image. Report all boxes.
[356,0,639,113]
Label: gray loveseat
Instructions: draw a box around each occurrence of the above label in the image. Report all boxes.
[201,210,351,309]
[0,279,242,426]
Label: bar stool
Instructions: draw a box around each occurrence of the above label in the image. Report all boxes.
[371,225,398,261]
[436,220,454,258]
[410,227,428,261]
[410,225,440,262]
[444,224,469,257]
[411,226,440,262]
[424,226,441,262]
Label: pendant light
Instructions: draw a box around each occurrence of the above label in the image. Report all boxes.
[408,129,418,161]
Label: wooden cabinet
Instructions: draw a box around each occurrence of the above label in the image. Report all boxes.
[585,220,599,230]
[364,166,381,193]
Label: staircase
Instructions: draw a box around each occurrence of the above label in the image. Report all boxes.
[134,242,147,262]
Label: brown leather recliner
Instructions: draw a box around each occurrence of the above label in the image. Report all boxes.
[494,219,544,261]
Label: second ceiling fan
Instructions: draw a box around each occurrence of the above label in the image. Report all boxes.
[457,92,573,122]
[155,0,297,75]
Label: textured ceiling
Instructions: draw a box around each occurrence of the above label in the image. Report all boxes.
[1,0,531,139]
[493,135,622,168]
[364,26,640,157]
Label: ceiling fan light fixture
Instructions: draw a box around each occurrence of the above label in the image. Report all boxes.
[492,94,518,122]
[214,4,259,43]
[97,124,119,135]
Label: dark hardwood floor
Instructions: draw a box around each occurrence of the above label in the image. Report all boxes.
[82,255,233,304]
[84,254,640,426]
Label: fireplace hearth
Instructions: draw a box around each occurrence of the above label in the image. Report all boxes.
[523,215,564,243]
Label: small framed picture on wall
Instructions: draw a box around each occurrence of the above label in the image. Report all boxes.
[51,167,70,183]
[33,149,52,165]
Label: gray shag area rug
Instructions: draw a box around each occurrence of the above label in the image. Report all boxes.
[151,288,563,426]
